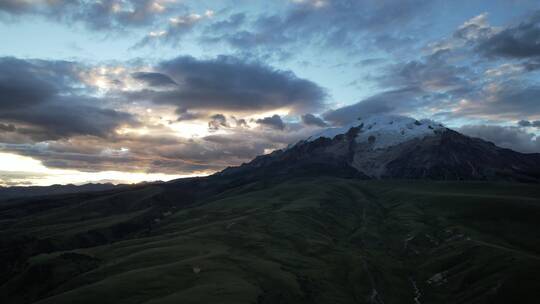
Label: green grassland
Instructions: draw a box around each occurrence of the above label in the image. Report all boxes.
[1,178,540,303]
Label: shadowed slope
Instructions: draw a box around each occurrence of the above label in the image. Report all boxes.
[1,178,540,303]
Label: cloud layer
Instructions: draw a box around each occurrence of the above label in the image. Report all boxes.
[0,57,137,141]
[1,3,540,185]
[0,0,183,30]
[126,55,326,114]
[0,55,326,177]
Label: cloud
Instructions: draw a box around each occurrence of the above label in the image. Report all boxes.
[233,117,248,128]
[325,12,540,125]
[205,114,249,131]
[518,119,540,128]
[0,123,16,132]
[0,0,36,15]
[175,108,204,121]
[457,82,540,118]
[208,114,228,131]
[383,57,472,94]
[0,57,137,141]
[0,57,75,109]
[478,11,540,59]
[256,114,285,130]
[1,100,137,140]
[459,124,540,153]
[1,133,220,175]
[301,113,327,127]
[133,9,214,48]
[205,12,245,33]
[323,88,422,125]
[131,72,177,87]
[0,119,317,175]
[202,0,435,57]
[0,55,327,178]
[453,13,496,42]
[0,0,182,31]
[518,120,532,127]
[5,8,540,181]
[126,55,326,114]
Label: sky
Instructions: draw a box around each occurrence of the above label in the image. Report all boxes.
[1,0,540,186]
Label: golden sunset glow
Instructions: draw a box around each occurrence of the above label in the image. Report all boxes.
[0,153,196,186]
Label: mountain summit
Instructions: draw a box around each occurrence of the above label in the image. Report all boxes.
[222,115,540,182]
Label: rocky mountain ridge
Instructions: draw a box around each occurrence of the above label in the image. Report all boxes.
[221,115,540,182]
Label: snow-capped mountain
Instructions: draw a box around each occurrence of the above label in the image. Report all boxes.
[221,115,540,182]
[304,115,445,149]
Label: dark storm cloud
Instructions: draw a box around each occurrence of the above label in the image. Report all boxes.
[0,57,76,109]
[301,113,327,127]
[0,0,183,31]
[128,55,326,114]
[478,11,540,59]
[131,72,177,87]
[1,100,137,140]
[256,114,285,130]
[459,125,540,153]
[0,57,137,140]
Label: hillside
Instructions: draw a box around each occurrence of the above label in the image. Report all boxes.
[1,177,540,303]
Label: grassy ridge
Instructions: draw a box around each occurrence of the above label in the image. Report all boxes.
[1,178,540,303]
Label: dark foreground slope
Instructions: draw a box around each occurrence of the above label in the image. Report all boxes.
[1,177,540,304]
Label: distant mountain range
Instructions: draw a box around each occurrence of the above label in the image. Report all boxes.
[0,183,125,202]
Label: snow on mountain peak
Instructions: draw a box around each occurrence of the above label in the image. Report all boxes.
[305,115,445,149]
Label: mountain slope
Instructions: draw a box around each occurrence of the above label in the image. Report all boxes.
[222,115,540,182]
[2,115,540,303]
[1,178,540,303]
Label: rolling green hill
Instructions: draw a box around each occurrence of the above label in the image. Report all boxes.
[1,177,540,303]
